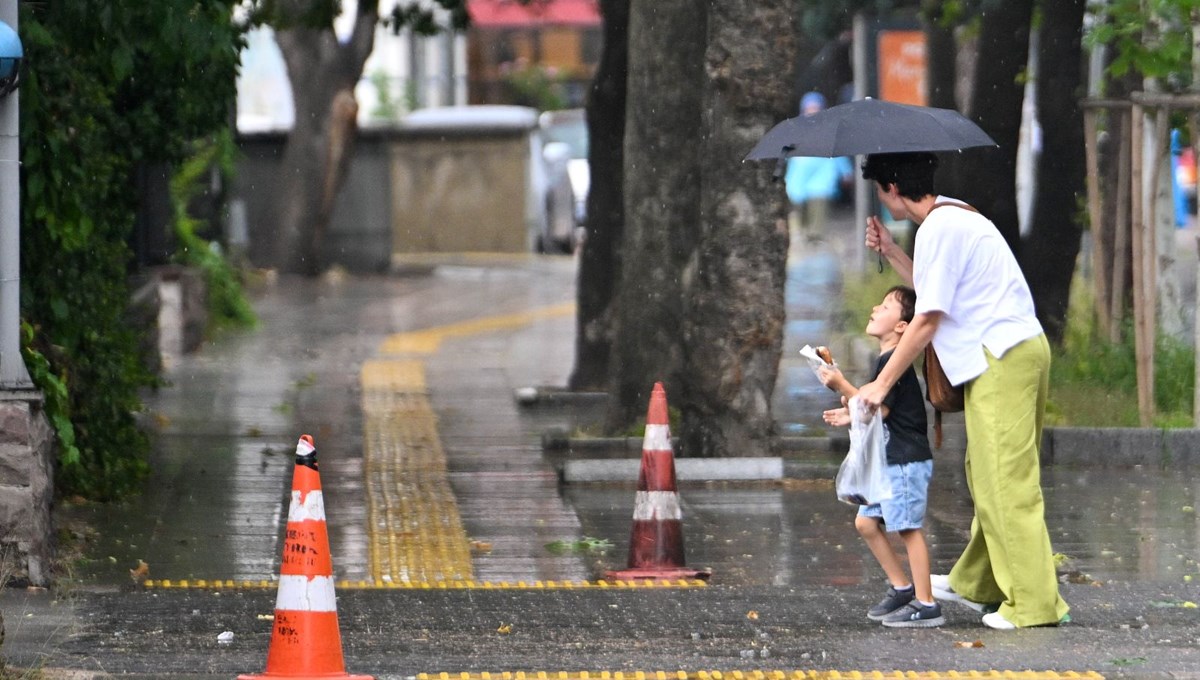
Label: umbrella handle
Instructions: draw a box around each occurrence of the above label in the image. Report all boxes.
[771,145,796,182]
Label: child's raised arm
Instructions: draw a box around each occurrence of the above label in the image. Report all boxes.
[817,364,857,400]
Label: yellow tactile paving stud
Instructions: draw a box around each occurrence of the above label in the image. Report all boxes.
[361,358,474,584]
[416,673,1103,680]
[140,579,708,590]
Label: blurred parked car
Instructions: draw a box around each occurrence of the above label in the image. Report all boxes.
[537,108,590,253]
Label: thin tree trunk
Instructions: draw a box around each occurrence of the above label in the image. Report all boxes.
[1021,0,1086,344]
[1095,65,1140,341]
[955,0,1033,253]
[569,0,629,391]
[603,0,708,432]
[677,0,794,457]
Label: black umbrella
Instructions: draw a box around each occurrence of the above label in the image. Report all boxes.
[745,97,997,161]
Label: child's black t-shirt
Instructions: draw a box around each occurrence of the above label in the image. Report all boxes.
[872,349,933,465]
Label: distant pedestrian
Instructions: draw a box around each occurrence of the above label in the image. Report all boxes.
[818,285,942,628]
[855,151,1069,629]
[784,92,852,247]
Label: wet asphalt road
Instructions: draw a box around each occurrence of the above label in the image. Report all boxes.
[4,221,1200,678]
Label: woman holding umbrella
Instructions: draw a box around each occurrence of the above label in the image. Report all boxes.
[852,151,1068,630]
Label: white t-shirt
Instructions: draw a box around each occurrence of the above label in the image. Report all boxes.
[913,196,1043,386]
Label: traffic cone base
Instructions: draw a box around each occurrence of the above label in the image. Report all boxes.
[240,435,374,680]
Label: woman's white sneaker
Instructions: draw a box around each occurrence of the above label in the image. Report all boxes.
[930,574,994,613]
[982,612,1017,630]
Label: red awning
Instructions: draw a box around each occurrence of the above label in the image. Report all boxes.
[468,0,601,28]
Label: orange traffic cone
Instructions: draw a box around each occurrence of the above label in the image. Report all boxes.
[605,383,710,581]
[240,435,373,680]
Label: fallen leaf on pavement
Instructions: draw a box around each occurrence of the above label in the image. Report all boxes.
[954,640,985,648]
[746,611,759,620]
[129,559,150,583]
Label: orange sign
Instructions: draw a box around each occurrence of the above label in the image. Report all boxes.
[878,30,926,106]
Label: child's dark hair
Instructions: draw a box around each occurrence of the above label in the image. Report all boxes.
[887,285,917,323]
[861,152,937,199]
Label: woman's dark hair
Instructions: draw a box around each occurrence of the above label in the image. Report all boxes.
[861,152,938,199]
[886,285,917,323]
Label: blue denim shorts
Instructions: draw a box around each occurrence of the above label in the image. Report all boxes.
[857,459,933,532]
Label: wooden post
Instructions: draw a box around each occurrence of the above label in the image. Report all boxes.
[1112,110,1131,344]
[1130,102,1155,426]
[1084,108,1110,339]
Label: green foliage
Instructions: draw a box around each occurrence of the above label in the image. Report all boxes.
[241,1,469,35]
[170,133,258,333]
[19,322,78,472]
[544,537,613,555]
[369,70,402,120]
[1047,280,1194,427]
[19,2,244,499]
[1086,0,1200,90]
[504,61,569,112]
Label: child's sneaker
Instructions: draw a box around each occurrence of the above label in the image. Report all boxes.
[881,601,945,628]
[866,586,914,621]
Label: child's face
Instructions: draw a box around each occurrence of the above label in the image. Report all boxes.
[865,291,906,340]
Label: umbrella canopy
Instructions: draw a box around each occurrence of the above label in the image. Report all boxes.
[745,97,997,160]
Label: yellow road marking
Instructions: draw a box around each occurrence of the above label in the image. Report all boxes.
[141,579,708,590]
[380,302,575,355]
[414,673,1103,680]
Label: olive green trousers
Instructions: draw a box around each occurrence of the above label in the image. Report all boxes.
[948,333,1070,627]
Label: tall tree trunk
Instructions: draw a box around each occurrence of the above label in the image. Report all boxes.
[678,0,794,457]
[921,0,964,198]
[922,0,957,110]
[955,0,1033,253]
[604,0,707,431]
[1021,0,1087,344]
[271,1,377,275]
[569,0,629,391]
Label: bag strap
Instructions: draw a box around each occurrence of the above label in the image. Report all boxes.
[929,200,979,214]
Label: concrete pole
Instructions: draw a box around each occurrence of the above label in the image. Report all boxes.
[0,0,28,388]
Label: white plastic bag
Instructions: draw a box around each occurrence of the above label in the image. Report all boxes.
[835,396,893,505]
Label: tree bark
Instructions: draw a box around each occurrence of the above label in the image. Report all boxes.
[1021,0,1086,344]
[603,0,708,431]
[568,0,629,391]
[1097,69,1141,339]
[954,0,1033,254]
[922,1,957,110]
[271,0,378,275]
[677,0,794,457]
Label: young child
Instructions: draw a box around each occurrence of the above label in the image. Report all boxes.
[819,285,941,628]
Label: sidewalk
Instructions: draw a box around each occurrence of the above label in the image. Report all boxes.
[3,248,1200,679]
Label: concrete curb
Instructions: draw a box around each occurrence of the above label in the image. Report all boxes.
[563,457,784,482]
